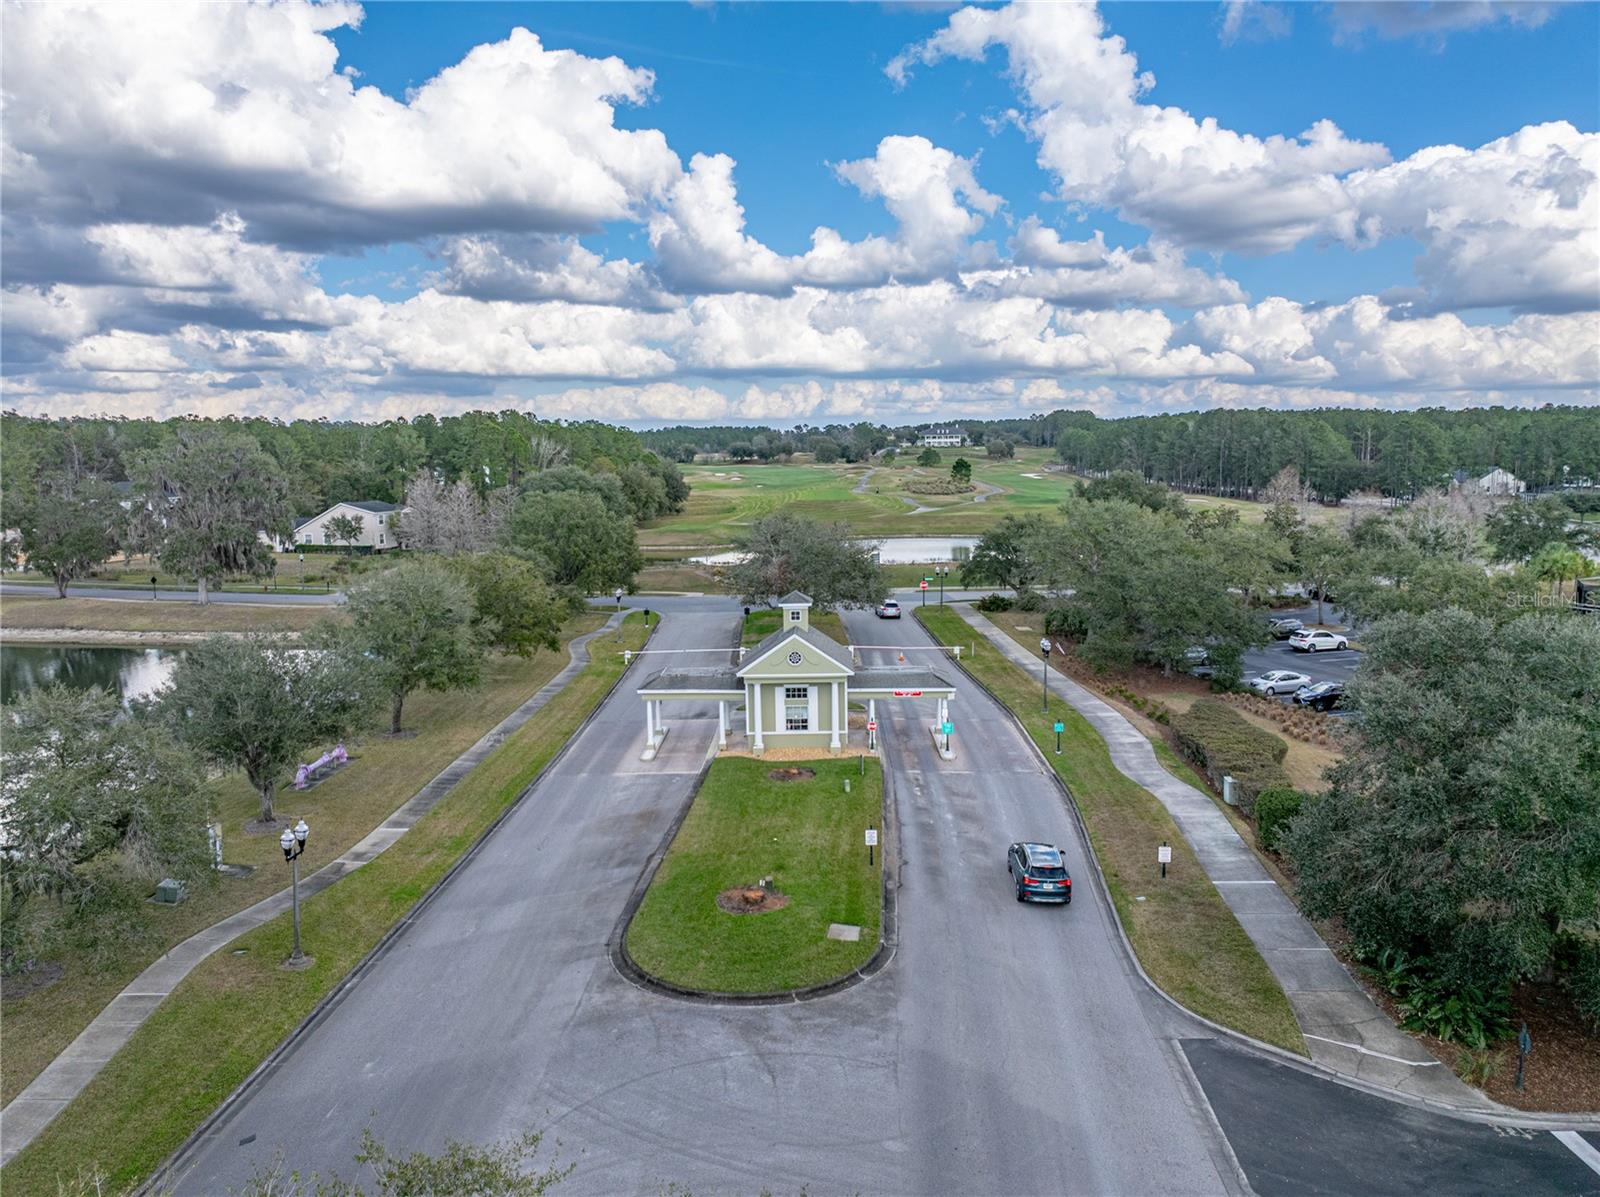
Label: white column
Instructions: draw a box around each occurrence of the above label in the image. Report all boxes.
[830,680,842,750]
[718,699,727,747]
[645,696,656,746]
[655,699,665,738]
[751,683,764,751]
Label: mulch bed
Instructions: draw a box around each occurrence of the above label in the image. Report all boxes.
[716,886,791,915]
[767,767,815,782]
[1,961,64,1002]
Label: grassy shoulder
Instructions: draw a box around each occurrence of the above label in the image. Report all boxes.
[741,607,848,647]
[0,595,336,635]
[624,756,882,994]
[0,613,602,1107]
[917,607,1306,1056]
[0,614,646,1196]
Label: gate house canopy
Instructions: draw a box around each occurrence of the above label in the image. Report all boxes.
[636,592,956,757]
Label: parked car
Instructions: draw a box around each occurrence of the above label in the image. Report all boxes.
[1293,681,1346,711]
[1288,628,1349,653]
[1248,669,1311,696]
[1007,842,1072,904]
[1184,645,1215,679]
[1268,617,1304,639]
[876,599,902,619]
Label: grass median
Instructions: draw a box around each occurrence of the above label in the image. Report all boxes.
[625,756,882,994]
[1,613,649,1196]
[917,607,1305,1056]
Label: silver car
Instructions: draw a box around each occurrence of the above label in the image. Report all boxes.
[1249,669,1311,696]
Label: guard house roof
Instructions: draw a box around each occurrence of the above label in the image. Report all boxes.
[777,591,812,606]
[851,668,955,692]
[739,624,854,675]
[638,667,742,694]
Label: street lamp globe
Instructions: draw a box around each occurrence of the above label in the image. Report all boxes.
[1039,637,1051,657]
[279,827,296,861]
[294,818,310,848]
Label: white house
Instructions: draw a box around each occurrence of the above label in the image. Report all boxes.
[1475,468,1525,496]
[273,501,404,552]
[918,425,967,448]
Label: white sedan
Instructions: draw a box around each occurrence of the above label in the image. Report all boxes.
[1288,628,1350,653]
[1249,669,1312,696]
[876,599,902,619]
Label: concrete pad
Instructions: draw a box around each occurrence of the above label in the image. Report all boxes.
[827,923,862,942]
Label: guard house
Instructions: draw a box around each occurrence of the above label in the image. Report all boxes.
[635,591,958,758]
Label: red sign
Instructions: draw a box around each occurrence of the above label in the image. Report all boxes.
[892,689,923,698]
[867,720,877,731]
[919,581,928,590]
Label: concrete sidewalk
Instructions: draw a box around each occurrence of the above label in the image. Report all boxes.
[954,604,1496,1111]
[0,613,624,1165]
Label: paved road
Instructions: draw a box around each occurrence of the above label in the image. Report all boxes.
[163,596,1600,1195]
[170,604,1237,1196]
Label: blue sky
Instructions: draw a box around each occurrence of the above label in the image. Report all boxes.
[3,1,1596,425]
[320,1,1597,310]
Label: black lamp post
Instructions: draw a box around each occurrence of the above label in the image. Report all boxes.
[938,565,949,605]
[279,818,310,964]
[1039,636,1051,713]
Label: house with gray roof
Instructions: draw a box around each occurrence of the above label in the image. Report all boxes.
[270,501,405,552]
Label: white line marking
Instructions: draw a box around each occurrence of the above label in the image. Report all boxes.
[1553,1131,1600,1177]
[1302,1034,1440,1066]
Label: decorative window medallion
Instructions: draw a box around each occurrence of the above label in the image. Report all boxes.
[787,651,803,665]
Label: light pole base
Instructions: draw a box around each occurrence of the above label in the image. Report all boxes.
[279,954,316,972]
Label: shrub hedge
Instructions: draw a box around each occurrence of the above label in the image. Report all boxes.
[974,593,1013,612]
[1254,786,1304,849]
[1171,698,1290,812]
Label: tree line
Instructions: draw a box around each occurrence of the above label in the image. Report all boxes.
[639,407,1600,500]
[3,416,686,600]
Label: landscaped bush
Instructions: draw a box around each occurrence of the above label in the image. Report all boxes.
[1171,698,1290,811]
[1371,948,1514,1048]
[973,593,1013,612]
[1013,588,1045,612]
[1254,786,1304,849]
[1563,941,1600,1028]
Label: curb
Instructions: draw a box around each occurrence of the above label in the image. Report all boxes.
[145,612,651,1193]
[920,608,1600,1132]
[609,743,899,1007]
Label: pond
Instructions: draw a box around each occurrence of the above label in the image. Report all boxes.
[0,645,180,706]
[691,535,981,566]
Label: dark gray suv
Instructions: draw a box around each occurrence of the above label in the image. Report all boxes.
[1008,842,1072,904]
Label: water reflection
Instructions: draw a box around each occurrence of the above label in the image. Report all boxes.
[691,535,980,566]
[0,645,180,706]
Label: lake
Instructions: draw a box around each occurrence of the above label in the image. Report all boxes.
[691,535,981,566]
[1,645,180,705]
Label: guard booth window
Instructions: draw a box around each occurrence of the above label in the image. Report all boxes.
[784,686,809,731]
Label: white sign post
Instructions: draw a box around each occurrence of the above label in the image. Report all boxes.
[1158,841,1172,878]
[865,827,879,867]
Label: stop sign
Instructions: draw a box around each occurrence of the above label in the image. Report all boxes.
[867,720,877,732]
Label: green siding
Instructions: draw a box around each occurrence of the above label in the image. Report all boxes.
[740,632,851,681]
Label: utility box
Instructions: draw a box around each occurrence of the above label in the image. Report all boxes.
[153,878,188,904]
[1222,776,1238,807]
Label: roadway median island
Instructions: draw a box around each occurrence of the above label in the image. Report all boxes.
[915,606,1306,1057]
[0,594,336,638]
[0,613,650,1197]
[624,756,883,995]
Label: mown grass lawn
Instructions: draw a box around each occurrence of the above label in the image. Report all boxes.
[917,607,1305,1056]
[638,448,1076,550]
[0,614,647,1196]
[0,595,337,635]
[625,756,882,994]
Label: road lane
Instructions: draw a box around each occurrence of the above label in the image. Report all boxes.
[172,604,1233,1196]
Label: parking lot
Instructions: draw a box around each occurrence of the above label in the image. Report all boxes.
[1240,604,1363,705]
